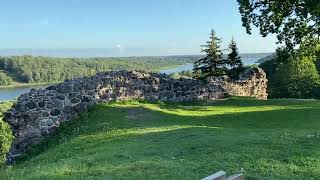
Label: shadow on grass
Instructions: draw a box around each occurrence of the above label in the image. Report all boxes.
[15,101,320,157]
[9,124,320,179]
[6,99,320,179]
[159,96,318,106]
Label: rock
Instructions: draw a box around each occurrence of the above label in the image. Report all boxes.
[71,97,80,103]
[26,102,37,109]
[42,111,49,118]
[4,112,12,119]
[74,103,86,112]
[38,101,46,108]
[30,112,39,121]
[63,105,74,114]
[50,109,61,116]
[57,84,72,94]
[56,95,65,100]
[46,86,57,90]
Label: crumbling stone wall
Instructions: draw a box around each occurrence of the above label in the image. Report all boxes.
[4,68,267,162]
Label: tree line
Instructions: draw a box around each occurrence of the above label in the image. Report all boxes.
[0,55,197,86]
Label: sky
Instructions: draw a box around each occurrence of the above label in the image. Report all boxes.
[0,0,278,56]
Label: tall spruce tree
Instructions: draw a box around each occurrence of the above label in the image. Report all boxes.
[227,38,243,74]
[193,30,227,79]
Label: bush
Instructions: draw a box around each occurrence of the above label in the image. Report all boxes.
[278,56,320,98]
[0,102,13,166]
[260,45,320,99]
[0,72,12,86]
[179,70,193,77]
[169,72,180,79]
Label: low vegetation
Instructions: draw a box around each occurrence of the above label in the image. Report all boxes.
[0,55,197,86]
[0,72,13,86]
[1,97,320,179]
[169,70,193,79]
[0,101,13,166]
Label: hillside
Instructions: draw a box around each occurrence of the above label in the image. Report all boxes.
[0,55,197,86]
[1,97,320,179]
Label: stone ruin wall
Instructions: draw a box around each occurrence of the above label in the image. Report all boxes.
[3,68,267,162]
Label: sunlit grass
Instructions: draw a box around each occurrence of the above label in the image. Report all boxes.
[1,97,320,179]
[115,102,310,117]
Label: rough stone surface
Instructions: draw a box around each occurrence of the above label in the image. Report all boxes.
[4,68,267,162]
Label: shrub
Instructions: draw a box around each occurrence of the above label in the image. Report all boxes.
[260,45,320,99]
[0,72,12,86]
[0,102,13,166]
[169,72,180,79]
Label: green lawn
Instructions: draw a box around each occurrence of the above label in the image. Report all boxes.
[1,97,320,179]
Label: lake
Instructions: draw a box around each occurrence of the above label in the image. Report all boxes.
[0,85,49,102]
[159,56,262,74]
[0,55,266,102]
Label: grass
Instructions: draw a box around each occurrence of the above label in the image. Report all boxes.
[1,97,320,179]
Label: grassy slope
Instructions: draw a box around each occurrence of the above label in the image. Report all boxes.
[1,97,320,179]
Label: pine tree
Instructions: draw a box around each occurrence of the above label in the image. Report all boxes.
[193,30,227,79]
[227,38,243,75]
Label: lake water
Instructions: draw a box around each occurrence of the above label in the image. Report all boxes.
[159,56,261,74]
[0,85,49,102]
[0,56,265,102]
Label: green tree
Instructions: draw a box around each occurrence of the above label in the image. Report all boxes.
[260,46,320,98]
[227,39,244,77]
[238,0,320,49]
[194,30,227,79]
[0,102,13,166]
[0,72,13,86]
[0,55,197,85]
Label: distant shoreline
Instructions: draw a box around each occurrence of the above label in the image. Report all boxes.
[0,82,58,89]
[0,49,273,58]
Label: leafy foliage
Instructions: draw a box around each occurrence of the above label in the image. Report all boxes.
[169,70,193,79]
[0,101,13,167]
[0,55,196,84]
[238,0,320,49]
[0,72,12,86]
[179,70,193,77]
[260,45,320,98]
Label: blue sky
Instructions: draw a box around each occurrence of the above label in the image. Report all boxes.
[0,0,278,56]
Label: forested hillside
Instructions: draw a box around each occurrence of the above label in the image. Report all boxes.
[0,55,197,86]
